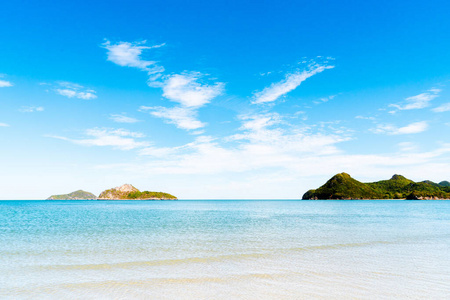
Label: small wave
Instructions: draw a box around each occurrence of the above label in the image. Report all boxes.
[36,240,392,271]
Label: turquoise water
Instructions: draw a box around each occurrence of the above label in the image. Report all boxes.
[1,200,449,299]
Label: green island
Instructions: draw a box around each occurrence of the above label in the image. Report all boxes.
[47,190,97,200]
[97,184,177,200]
[302,173,450,200]
[46,184,177,200]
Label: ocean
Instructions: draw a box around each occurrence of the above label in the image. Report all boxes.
[1,200,449,299]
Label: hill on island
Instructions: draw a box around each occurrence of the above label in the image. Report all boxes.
[47,190,97,200]
[98,184,177,200]
[302,173,450,200]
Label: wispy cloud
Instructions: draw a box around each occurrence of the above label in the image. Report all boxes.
[371,121,429,135]
[0,123,10,127]
[48,128,148,150]
[162,73,224,107]
[54,81,97,100]
[313,95,336,104]
[145,72,223,131]
[105,116,351,177]
[397,142,417,152]
[140,106,204,131]
[102,40,224,132]
[222,114,351,164]
[355,115,376,120]
[56,89,96,99]
[110,114,141,123]
[0,74,13,87]
[432,103,450,113]
[96,134,450,199]
[102,40,165,80]
[252,62,334,104]
[0,80,13,87]
[89,104,450,198]
[19,106,44,113]
[390,89,440,110]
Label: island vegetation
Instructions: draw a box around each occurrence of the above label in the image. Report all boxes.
[302,173,450,200]
[47,190,97,200]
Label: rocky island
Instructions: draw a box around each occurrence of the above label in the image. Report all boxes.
[302,173,450,200]
[98,184,177,200]
[47,190,97,200]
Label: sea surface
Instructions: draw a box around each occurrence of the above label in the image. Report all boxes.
[1,200,449,299]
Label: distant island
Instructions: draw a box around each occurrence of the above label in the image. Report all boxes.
[98,184,177,200]
[302,173,450,200]
[47,190,97,200]
[47,184,177,200]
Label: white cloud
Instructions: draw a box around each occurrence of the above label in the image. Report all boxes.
[0,123,10,127]
[397,142,417,152]
[77,141,450,199]
[89,108,450,198]
[94,136,450,199]
[53,81,97,100]
[390,89,440,110]
[239,114,281,132]
[428,88,442,93]
[19,106,44,113]
[140,106,205,130]
[252,63,334,104]
[131,112,352,177]
[101,40,224,132]
[110,114,140,123]
[432,103,450,113]
[102,40,165,79]
[162,73,224,107]
[139,146,183,157]
[48,128,148,150]
[0,80,13,87]
[56,89,97,100]
[313,95,336,104]
[101,131,348,176]
[371,121,429,135]
[144,73,223,132]
[355,115,376,120]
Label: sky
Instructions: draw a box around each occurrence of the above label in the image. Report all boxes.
[1,0,450,199]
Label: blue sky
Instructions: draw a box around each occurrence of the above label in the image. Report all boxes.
[1,0,450,199]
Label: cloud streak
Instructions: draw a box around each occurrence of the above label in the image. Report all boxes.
[371,121,429,135]
[53,81,97,100]
[140,106,205,131]
[432,103,450,113]
[110,114,141,123]
[390,89,440,110]
[162,73,224,108]
[0,80,13,87]
[252,63,334,104]
[19,106,44,113]
[48,128,149,150]
[103,40,224,132]
[103,40,165,80]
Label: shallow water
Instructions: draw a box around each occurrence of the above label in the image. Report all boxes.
[1,200,449,299]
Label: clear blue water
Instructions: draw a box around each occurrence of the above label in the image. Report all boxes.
[1,200,449,299]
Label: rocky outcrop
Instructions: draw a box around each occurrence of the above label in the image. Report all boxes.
[98,184,177,200]
[98,184,138,199]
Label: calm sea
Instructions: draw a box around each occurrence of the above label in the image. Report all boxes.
[1,200,449,299]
